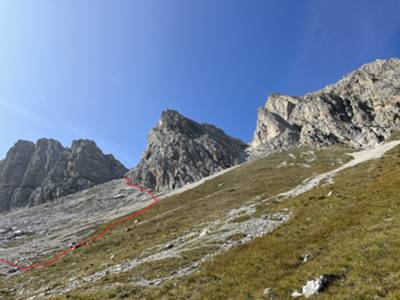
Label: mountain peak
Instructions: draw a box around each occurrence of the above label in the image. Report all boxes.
[158,109,190,128]
[0,138,127,211]
[160,109,182,119]
[127,111,247,191]
[12,139,35,150]
[249,57,400,158]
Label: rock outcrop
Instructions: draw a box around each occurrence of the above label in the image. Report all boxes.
[127,110,247,191]
[250,58,400,157]
[0,139,127,211]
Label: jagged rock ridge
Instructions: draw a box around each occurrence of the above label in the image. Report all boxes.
[250,58,400,157]
[0,139,127,211]
[127,110,247,191]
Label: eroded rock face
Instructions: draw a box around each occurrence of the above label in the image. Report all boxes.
[250,58,400,158]
[127,110,247,191]
[0,139,127,211]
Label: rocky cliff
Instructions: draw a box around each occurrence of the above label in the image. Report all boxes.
[0,139,127,211]
[127,110,247,191]
[250,58,400,157]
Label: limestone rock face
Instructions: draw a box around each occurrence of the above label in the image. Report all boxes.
[250,58,400,157]
[127,110,247,191]
[0,139,127,211]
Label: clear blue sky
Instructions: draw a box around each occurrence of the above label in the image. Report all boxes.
[1,0,399,168]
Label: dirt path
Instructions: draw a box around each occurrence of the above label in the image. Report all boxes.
[278,141,400,199]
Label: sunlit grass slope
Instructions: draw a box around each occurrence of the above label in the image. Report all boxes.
[3,143,387,299]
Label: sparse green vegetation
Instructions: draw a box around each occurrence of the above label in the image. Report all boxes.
[7,145,392,299]
[134,145,400,299]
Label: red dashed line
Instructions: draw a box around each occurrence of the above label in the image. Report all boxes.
[0,177,160,271]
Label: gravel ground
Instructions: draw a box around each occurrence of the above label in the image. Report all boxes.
[0,179,155,273]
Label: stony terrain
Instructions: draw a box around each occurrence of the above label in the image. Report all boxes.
[0,178,153,274]
[0,141,400,299]
[0,141,352,299]
[127,110,247,191]
[0,139,127,211]
[1,138,399,299]
[250,58,400,158]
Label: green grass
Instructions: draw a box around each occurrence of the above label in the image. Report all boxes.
[132,145,400,299]
[0,146,355,299]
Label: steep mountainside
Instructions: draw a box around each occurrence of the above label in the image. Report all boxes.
[250,58,400,157]
[2,59,400,300]
[4,138,400,299]
[0,139,127,211]
[127,110,247,191]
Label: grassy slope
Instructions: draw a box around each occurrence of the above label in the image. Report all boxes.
[2,144,392,299]
[141,145,400,300]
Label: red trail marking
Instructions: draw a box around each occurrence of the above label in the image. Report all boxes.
[0,177,160,271]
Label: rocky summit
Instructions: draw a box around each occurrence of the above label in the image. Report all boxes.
[249,58,400,158]
[127,109,248,191]
[0,139,127,211]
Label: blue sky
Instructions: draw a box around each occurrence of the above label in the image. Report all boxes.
[1,0,399,168]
